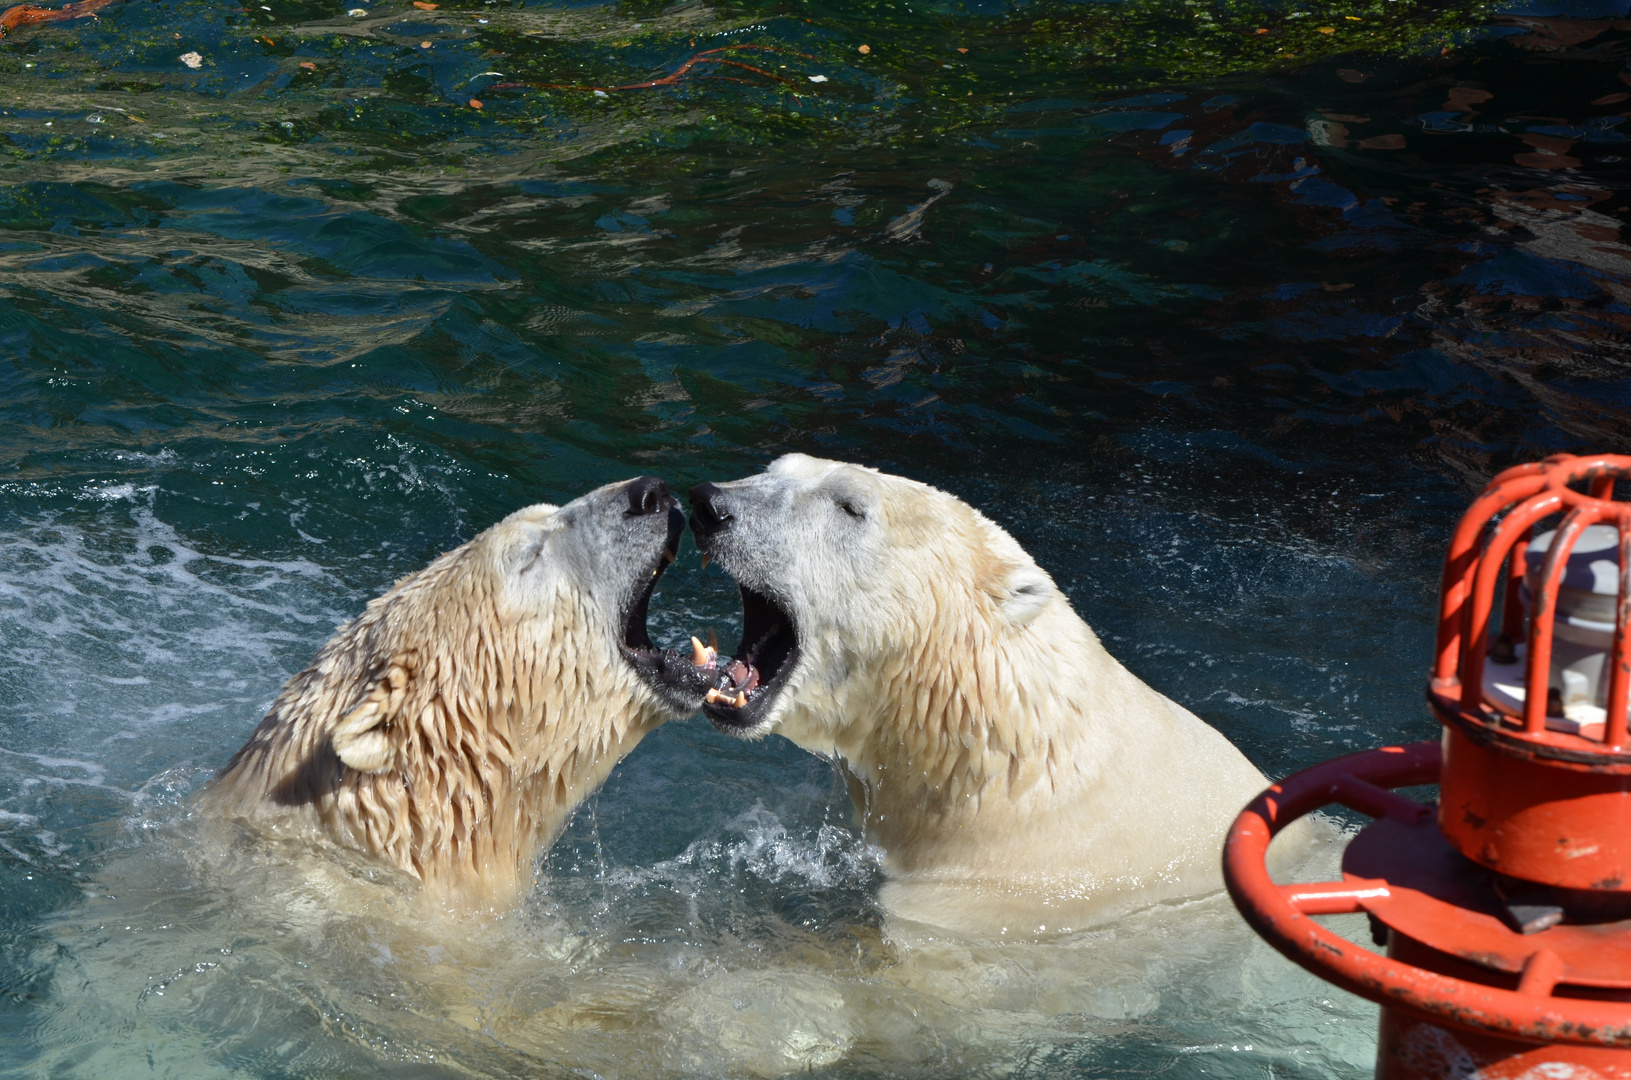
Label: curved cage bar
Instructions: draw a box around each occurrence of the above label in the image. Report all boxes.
[1431,454,1631,762]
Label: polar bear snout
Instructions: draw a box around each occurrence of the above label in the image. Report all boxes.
[625,475,670,517]
[606,479,706,716]
[670,478,805,739]
[687,482,732,537]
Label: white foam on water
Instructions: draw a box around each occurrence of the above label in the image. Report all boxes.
[0,482,358,840]
[604,801,883,894]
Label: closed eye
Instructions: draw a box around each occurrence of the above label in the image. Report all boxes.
[837,499,865,519]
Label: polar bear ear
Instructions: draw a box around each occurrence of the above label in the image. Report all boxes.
[999,564,1055,628]
[332,661,413,774]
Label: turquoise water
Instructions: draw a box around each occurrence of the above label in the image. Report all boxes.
[3,0,1630,1074]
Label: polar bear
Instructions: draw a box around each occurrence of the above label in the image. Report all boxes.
[680,454,1291,937]
[202,476,711,912]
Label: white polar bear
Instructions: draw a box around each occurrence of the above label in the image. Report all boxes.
[681,454,1291,937]
[202,476,710,913]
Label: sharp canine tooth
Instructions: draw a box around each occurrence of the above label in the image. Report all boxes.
[700,553,711,569]
[707,629,718,651]
[691,636,709,667]
[734,692,747,708]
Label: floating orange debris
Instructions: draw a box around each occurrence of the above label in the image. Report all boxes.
[492,44,795,95]
[1317,26,1335,33]
[469,98,482,108]
[299,60,315,69]
[0,0,120,40]
[857,44,869,53]
[412,1,436,8]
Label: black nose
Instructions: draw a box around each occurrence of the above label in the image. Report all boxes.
[626,476,669,516]
[689,483,732,536]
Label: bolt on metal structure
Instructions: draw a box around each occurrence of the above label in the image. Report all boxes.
[1225,454,1631,1080]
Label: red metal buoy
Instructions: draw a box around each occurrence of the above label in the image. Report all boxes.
[1224,454,1631,1080]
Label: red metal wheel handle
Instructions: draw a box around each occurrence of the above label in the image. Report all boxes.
[1223,740,1631,1047]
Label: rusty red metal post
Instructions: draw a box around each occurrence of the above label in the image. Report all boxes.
[1225,454,1631,1080]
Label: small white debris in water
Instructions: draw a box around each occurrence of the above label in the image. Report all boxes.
[477,17,486,22]
[347,7,366,14]
[87,114,103,123]
[44,120,52,126]
[179,51,203,68]
[807,74,827,82]
[280,121,294,129]
[593,89,608,97]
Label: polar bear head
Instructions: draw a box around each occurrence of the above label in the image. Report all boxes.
[210,475,711,902]
[682,454,1060,745]
[327,474,706,774]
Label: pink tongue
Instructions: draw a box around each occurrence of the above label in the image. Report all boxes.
[725,661,761,693]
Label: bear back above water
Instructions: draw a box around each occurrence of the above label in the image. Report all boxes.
[685,454,1301,936]
[203,477,702,913]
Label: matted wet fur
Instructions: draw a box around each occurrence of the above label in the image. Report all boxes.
[202,477,700,912]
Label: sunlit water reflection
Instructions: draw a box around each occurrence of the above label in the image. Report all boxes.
[3,0,1630,1074]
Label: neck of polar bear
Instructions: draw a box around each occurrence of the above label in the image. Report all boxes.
[790,592,1246,881]
[207,543,665,912]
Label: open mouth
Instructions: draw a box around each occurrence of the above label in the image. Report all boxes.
[692,585,800,734]
[621,505,685,654]
[619,507,717,709]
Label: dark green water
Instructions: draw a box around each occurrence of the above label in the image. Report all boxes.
[2,0,1629,1075]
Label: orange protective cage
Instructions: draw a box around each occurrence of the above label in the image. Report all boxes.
[1435,453,1631,756]
[1431,453,1631,757]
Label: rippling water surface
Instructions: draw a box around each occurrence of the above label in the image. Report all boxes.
[3,0,1630,1074]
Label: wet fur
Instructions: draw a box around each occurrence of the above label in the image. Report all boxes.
[695,455,1310,936]
[202,492,678,912]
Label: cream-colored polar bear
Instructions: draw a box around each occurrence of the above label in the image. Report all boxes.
[683,454,1288,937]
[203,476,709,912]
